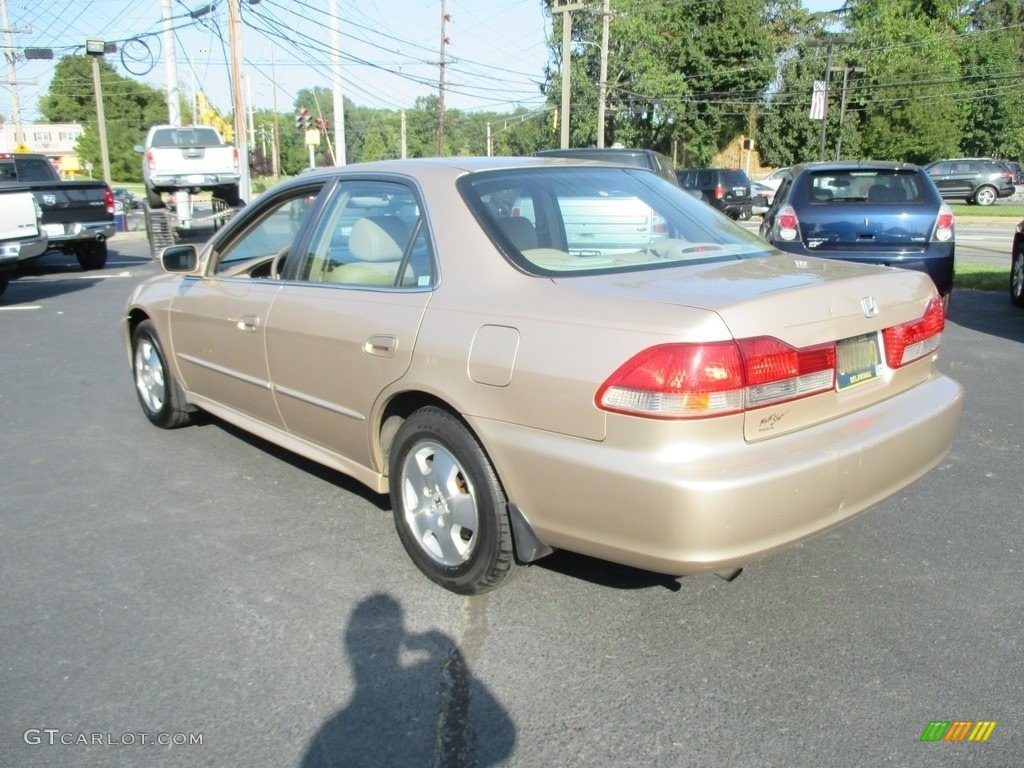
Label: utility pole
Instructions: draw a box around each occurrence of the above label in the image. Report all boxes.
[835,65,865,160]
[160,0,180,125]
[330,0,346,164]
[270,46,280,178]
[551,1,585,149]
[227,0,251,202]
[597,0,610,148]
[1,0,24,142]
[436,1,449,156]
[85,40,112,185]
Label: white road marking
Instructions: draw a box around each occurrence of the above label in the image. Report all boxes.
[0,305,43,311]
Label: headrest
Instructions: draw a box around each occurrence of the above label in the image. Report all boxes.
[349,216,410,262]
[495,216,538,251]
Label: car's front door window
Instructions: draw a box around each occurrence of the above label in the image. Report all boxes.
[212,186,323,275]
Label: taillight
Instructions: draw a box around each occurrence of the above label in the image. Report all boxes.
[596,337,837,419]
[653,214,668,234]
[145,150,155,172]
[737,337,836,408]
[103,187,114,214]
[882,298,944,368]
[713,184,725,200]
[775,204,800,242]
[232,147,240,172]
[933,203,954,242]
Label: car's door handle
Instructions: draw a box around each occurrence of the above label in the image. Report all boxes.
[363,335,397,357]
[237,314,259,332]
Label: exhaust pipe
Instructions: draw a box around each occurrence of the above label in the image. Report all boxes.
[95,233,106,243]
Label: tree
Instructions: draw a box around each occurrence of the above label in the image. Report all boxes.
[38,55,168,181]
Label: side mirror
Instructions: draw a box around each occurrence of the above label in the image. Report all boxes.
[160,244,198,272]
[133,144,144,153]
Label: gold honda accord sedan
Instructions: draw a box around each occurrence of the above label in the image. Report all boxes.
[124,157,963,594]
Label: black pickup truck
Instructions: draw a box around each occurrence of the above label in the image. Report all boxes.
[0,152,115,270]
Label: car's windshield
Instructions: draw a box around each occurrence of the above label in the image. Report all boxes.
[460,167,770,275]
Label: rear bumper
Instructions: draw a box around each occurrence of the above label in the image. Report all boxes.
[471,373,963,576]
[0,233,49,266]
[44,220,116,245]
[773,241,955,296]
[151,173,240,190]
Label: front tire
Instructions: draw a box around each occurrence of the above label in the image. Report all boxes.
[1011,244,1024,308]
[131,320,192,428]
[76,241,107,270]
[389,407,514,594]
[974,185,997,206]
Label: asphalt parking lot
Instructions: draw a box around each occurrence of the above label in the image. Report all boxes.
[1,236,1021,767]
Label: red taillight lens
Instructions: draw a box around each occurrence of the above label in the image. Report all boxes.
[596,337,838,419]
[933,204,954,242]
[596,343,745,419]
[145,150,155,172]
[737,337,835,407]
[883,298,944,368]
[233,147,240,172]
[775,204,800,242]
[713,184,725,200]
[103,187,114,214]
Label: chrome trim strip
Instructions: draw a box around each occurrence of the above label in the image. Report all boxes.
[273,384,365,421]
[177,353,271,389]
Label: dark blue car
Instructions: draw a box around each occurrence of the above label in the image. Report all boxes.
[760,161,955,298]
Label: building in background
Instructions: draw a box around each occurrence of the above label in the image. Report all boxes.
[0,122,86,177]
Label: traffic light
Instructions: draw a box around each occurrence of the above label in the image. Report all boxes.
[295,107,308,133]
[304,112,313,131]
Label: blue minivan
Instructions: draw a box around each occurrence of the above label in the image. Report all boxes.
[760,161,955,298]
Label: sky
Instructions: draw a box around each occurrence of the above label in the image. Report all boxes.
[4,0,839,124]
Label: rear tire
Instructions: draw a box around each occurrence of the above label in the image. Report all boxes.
[146,188,164,209]
[0,273,9,297]
[389,407,514,594]
[219,185,243,208]
[76,241,107,270]
[131,319,193,428]
[974,185,997,206]
[1011,245,1024,308]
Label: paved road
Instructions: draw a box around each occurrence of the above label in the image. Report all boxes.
[1,237,1021,767]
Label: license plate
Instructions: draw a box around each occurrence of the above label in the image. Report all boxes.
[43,223,65,237]
[187,175,205,184]
[836,333,882,390]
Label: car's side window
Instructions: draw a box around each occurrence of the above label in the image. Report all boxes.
[296,180,431,288]
[212,187,323,275]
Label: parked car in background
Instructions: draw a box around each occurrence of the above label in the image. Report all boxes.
[0,152,114,270]
[0,188,48,297]
[921,158,1014,206]
[758,166,791,191]
[760,161,955,298]
[750,180,776,216]
[1011,218,1024,307]
[999,160,1024,186]
[124,157,961,594]
[113,188,139,212]
[136,124,241,209]
[676,167,753,220]
[533,146,679,186]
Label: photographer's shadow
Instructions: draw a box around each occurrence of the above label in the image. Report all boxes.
[300,594,515,768]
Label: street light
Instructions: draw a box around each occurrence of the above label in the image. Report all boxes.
[85,38,112,186]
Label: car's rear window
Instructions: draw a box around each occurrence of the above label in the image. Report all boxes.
[150,128,224,148]
[805,170,926,204]
[720,170,749,187]
[459,167,770,276]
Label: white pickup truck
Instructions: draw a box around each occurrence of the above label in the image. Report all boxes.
[136,125,241,209]
[0,189,48,297]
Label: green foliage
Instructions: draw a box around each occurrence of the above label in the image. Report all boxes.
[39,55,168,182]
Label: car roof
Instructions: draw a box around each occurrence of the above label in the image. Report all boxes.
[288,156,657,184]
[790,160,923,175]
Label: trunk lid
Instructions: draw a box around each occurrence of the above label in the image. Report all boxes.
[557,253,941,441]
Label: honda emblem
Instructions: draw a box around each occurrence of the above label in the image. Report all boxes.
[860,296,879,318]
